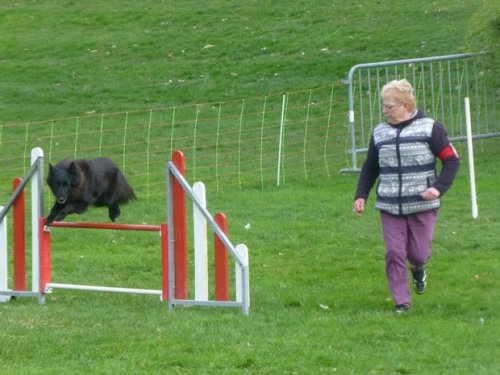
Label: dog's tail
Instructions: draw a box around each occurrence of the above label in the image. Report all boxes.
[116,171,137,203]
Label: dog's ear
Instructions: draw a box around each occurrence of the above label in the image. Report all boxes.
[47,163,54,183]
[68,162,78,175]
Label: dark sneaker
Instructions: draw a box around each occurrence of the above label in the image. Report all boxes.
[412,268,427,294]
[394,304,410,314]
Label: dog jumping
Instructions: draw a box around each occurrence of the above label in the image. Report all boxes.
[46,157,136,225]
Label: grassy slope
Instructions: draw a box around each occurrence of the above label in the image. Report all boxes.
[1,1,499,374]
[0,0,478,123]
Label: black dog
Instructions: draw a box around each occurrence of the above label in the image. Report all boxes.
[46,157,136,225]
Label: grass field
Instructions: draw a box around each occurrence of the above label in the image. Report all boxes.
[0,0,487,123]
[1,1,499,374]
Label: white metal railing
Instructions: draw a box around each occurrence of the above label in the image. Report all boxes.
[343,53,498,172]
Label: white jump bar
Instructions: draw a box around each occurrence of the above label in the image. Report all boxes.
[45,282,162,296]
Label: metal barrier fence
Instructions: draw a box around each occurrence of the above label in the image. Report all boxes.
[342,53,498,172]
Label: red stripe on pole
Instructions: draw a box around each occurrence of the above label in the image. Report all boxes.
[214,212,229,301]
[13,177,26,291]
[172,150,188,299]
[39,217,51,293]
[160,222,169,301]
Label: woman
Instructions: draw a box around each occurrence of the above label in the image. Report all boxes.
[353,79,460,313]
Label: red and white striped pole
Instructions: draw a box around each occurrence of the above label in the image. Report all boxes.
[172,150,188,299]
[13,177,26,291]
[39,217,51,294]
[214,212,229,301]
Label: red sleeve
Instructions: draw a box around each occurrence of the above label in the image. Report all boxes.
[437,144,459,161]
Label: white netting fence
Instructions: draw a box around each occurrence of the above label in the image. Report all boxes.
[0,85,350,203]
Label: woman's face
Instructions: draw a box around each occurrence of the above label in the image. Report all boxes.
[382,96,412,125]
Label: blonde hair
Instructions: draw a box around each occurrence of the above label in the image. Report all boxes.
[381,79,416,112]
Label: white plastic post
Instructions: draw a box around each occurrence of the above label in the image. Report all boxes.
[193,182,208,301]
[235,244,249,308]
[31,147,44,293]
[277,93,286,186]
[464,97,478,219]
[0,206,10,302]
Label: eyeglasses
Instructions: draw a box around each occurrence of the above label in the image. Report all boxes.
[382,103,399,110]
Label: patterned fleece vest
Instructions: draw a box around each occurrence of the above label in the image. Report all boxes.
[373,117,440,215]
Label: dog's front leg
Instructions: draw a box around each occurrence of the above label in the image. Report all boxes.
[46,203,66,225]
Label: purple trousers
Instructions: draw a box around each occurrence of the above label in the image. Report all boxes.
[380,209,438,307]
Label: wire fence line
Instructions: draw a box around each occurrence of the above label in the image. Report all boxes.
[1,54,497,203]
[0,85,350,203]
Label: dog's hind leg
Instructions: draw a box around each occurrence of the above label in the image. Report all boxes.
[108,202,121,222]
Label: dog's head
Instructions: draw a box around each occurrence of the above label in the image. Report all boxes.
[47,162,81,204]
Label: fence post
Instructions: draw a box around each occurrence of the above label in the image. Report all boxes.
[277,93,287,186]
[465,97,478,219]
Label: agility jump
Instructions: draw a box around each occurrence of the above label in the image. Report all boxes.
[0,148,250,314]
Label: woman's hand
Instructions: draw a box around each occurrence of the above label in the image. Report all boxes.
[420,187,441,201]
[354,198,365,216]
